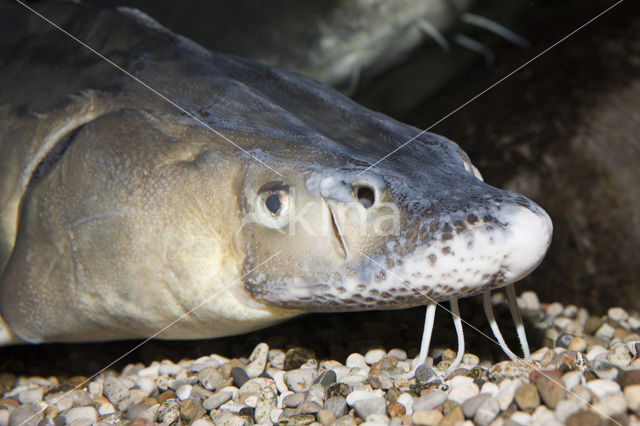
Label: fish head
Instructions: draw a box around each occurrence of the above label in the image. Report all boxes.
[236,130,552,312]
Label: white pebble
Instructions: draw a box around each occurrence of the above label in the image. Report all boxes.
[563,305,578,318]
[448,382,479,404]
[387,349,407,361]
[191,419,214,426]
[554,398,585,423]
[510,411,532,425]
[176,384,192,400]
[586,345,608,362]
[346,353,368,369]
[497,379,521,411]
[0,410,9,426]
[365,349,387,365]
[53,395,74,412]
[65,406,98,424]
[624,384,640,411]
[480,382,499,398]
[396,393,414,416]
[88,382,103,398]
[270,408,283,424]
[346,389,384,407]
[219,400,245,413]
[595,323,616,340]
[339,373,368,386]
[519,291,540,310]
[98,402,115,416]
[592,392,627,417]
[462,353,479,367]
[138,364,160,377]
[447,375,473,388]
[561,371,583,390]
[18,388,43,404]
[158,361,182,376]
[608,307,628,322]
[244,395,258,408]
[284,368,317,392]
[547,302,563,317]
[586,379,621,399]
[271,370,288,394]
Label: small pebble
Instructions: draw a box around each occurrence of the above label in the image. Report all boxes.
[324,397,348,418]
[448,382,479,404]
[608,307,629,322]
[623,384,640,412]
[473,398,499,426]
[17,388,43,404]
[414,365,435,384]
[230,367,250,388]
[387,349,407,361]
[364,349,386,365]
[9,403,42,426]
[461,393,491,418]
[514,383,540,410]
[519,291,540,310]
[536,374,566,409]
[412,391,447,412]
[284,369,316,393]
[586,379,621,399]
[245,343,269,379]
[103,376,130,404]
[595,323,616,340]
[411,409,442,425]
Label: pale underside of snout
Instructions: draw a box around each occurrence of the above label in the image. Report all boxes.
[247,200,552,312]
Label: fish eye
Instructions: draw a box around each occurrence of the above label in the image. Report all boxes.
[353,183,375,208]
[256,183,292,228]
[265,193,281,215]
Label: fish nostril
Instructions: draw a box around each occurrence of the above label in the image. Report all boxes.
[355,185,375,208]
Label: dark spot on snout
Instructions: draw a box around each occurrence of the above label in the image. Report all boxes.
[466,214,479,224]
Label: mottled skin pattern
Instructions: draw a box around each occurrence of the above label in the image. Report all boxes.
[0,4,551,344]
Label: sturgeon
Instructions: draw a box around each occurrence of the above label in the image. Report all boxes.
[0,3,551,375]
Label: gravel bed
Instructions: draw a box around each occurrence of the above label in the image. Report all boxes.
[1,291,639,425]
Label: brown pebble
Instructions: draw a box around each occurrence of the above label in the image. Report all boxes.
[156,390,176,404]
[385,387,401,403]
[613,327,628,340]
[584,316,602,334]
[369,356,399,375]
[387,402,406,418]
[441,400,460,416]
[441,348,456,361]
[565,410,602,426]
[536,374,567,409]
[283,347,316,371]
[568,336,587,352]
[0,398,19,409]
[618,369,640,387]
[0,374,16,393]
[439,405,464,426]
[43,404,58,419]
[514,383,540,410]
[66,375,88,387]
[529,369,561,384]
[412,409,443,425]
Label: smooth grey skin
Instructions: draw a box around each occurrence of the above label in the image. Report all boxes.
[0,3,551,344]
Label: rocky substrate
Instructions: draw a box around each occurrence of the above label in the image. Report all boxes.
[1,291,640,426]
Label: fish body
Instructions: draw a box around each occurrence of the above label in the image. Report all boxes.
[0,3,551,345]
